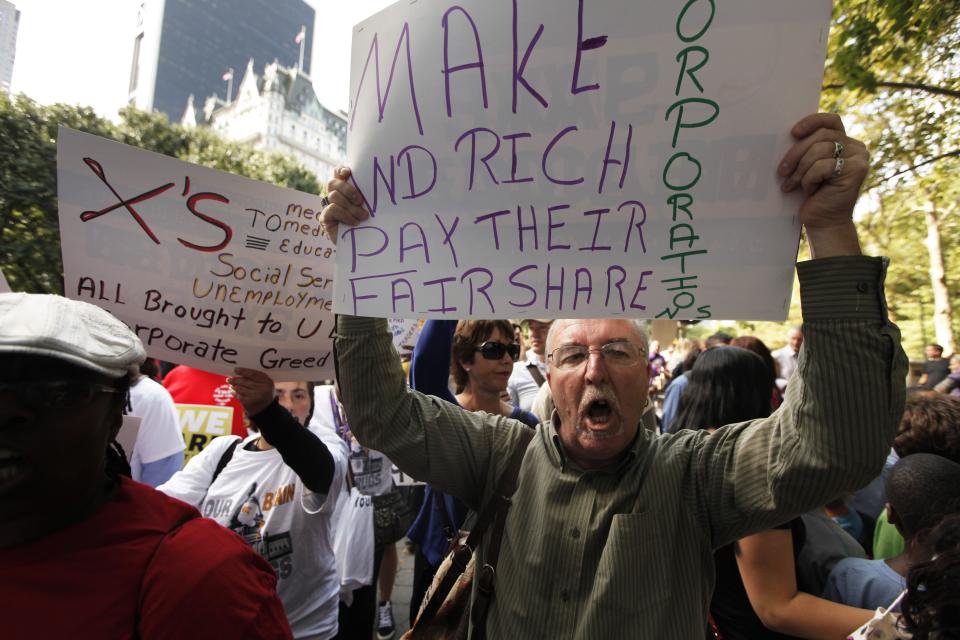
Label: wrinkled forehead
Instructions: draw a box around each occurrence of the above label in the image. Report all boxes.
[550,319,644,348]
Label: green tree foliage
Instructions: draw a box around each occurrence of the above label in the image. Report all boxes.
[822,0,960,358]
[680,1,960,356]
[0,93,320,294]
[826,0,960,100]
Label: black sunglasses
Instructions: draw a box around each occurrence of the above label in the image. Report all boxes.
[0,380,119,411]
[476,341,521,362]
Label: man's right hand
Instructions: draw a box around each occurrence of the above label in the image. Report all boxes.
[321,167,369,245]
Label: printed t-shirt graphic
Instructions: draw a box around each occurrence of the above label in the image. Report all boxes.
[328,387,395,496]
[160,427,347,639]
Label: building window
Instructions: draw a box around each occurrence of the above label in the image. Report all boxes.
[128,33,143,93]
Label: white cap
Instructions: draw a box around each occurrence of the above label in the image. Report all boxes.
[0,293,146,378]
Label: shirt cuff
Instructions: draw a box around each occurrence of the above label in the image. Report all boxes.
[797,256,888,323]
[336,314,386,337]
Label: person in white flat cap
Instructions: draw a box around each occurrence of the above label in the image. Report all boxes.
[0,292,293,640]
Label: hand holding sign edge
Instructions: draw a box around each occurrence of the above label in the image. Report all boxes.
[321,167,370,246]
[779,113,866,259]
[228,367,277,417]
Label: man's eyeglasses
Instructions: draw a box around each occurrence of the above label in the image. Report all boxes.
[548,342,644,370]
[0,380,120,411]
[476,341,521,362]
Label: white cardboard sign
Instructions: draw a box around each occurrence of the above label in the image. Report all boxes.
[336,0,832,320]
[116,415,143,463]
[0,268,10,293]
[388,318,422,358]
[57,128,336,380]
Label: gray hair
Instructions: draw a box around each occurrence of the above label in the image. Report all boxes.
[544,319,649,371]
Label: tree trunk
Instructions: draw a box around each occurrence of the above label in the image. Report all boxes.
[923,200,956,354]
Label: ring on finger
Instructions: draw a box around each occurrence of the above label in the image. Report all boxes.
[320,195,331,208]
[833,140,844,158]
[831,156,845,180]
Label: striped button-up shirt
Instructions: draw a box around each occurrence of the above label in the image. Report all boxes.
[335,256,907,639]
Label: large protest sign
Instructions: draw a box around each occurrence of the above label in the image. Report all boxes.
[336,0,833,320]
[58,128,336,380]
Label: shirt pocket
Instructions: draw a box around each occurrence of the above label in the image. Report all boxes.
[593,511,670,614]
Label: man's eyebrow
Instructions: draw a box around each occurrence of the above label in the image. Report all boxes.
[556,338,633,348]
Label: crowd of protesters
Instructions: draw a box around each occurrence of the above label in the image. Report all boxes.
[3,295,959,639]
[3,112,960,640]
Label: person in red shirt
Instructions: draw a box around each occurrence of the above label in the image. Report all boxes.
[0,293,292,640]
[163,365,248,459]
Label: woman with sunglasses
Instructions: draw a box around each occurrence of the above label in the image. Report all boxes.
[451,321,537,421]
[405,319,539,625]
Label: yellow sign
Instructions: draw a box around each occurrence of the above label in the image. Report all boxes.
[176,403,236,463]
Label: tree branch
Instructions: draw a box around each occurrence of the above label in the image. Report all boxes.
[823,81,960,100]
[867,150,960,190]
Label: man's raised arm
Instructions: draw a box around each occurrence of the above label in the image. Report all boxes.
[692,113,908,547]
[323,169,528,510]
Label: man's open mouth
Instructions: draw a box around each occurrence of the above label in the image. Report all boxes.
[586,399,612,424]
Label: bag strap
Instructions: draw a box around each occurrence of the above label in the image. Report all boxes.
[526,363,546,388]
[470,428,532,634]
[417,428,534,624]
[198,437,242,507]
[212,437,241,484]
[884,590,908,613]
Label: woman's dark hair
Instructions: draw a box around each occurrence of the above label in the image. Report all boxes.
[670,346,773,433]
[730,336,777,383]
[451,319,515,393]
[901,513,960,639]
[672,343,704,379]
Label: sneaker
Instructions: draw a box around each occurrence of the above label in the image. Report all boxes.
[377,600,395,639]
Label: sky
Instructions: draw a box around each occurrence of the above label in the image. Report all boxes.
[9,0,395,118]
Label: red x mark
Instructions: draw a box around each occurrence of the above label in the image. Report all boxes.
[79,157,175,245]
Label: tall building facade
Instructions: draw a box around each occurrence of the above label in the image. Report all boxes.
[128,0,314,121]
[0,0,19,93]
[186,59,346,182]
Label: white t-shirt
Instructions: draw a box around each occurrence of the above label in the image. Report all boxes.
[312,385,394,598]
[507,352,547,412]
[330,486,375,604]
[159,423,348,640]
[128,376,185,479]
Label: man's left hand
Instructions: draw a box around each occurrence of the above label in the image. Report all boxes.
[779,113,869,229]
[779,113,868,257]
